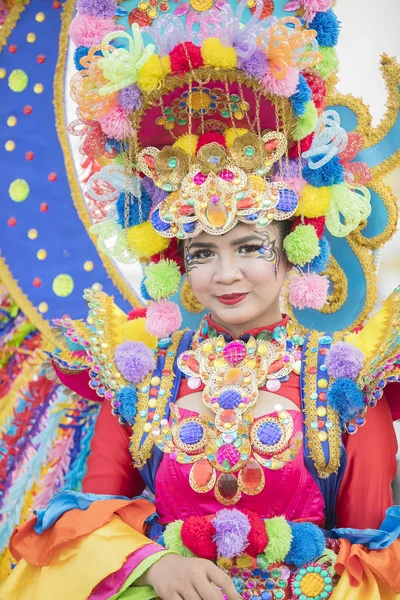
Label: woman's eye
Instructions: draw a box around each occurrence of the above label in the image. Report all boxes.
[238,245,262,255]
[192,249,214,259]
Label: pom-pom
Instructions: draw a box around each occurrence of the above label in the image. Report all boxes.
[74,46,89,71]
[325,342,364,380]
[263,66,299,98]
[288,133,314,159]
[315,47,339,80]
[283,224,320,266]
[69,14,123,47]
[224,128,248,149]
[126,222,170,259]
[173,134,198,157]
[308,237,330,273]
[196,131,227,153]
[240,509,268,557]
[295,184,330,217]
[76,0,116,17]
[141,279,154,301]
[164,521,196,557]
[114,341,156,383]
[264,517,293,564]
[288,272,329,309]
[170,42,204,75]
[327,378,365,422]
[138,55,166,93]
[286,522,326,567]
[151,238,185,275]
[118,84,141,113]
[212,509,251,559]
[302,70,327,112]
[118,317,158,350]
[128,307,148,321]
[116,189,152,228]
[290,74,312,117]
[201,38,237,69]
[146,300,182,338]
[98,105,134,141]
[292,101,318,141]
[144,260,182,300]
[273,174,306,197]
[310,9,341,48]
[141,177,168,209]
[114,386,138,424]
[291,215,326,239]
[238,49,268,81]
[303,155,344,187]
[181,516,217,560]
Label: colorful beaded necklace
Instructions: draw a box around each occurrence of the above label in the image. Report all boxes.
[152,317,305,505]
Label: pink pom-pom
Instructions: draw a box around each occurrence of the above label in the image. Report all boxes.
[289,272,329,309]
[272,175,306,197]
[262,66,299,98]
[98,105,134,140]
[146,300,182,338]
[69,14,123,47]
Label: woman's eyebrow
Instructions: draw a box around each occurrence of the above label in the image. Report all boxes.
[188,241,218,249]
[230,235,264,246]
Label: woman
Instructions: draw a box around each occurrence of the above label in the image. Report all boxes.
[2,0,400,597]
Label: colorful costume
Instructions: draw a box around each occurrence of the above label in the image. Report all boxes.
[1,0,400,598]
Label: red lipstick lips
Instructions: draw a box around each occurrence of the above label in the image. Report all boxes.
[216,293,248,305]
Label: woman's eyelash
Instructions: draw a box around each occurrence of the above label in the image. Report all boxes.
[239,244,263,253]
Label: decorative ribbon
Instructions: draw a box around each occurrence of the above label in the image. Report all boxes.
[303,110,349,170]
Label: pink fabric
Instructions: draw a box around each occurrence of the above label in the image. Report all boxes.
[154,408,325,525]
[89,544,164,599]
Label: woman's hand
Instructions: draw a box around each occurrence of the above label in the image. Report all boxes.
[137,553,240,600]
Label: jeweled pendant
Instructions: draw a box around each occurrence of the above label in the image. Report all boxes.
[190,458,216,493]
[205,197,228,227]
[215,472,241,505]
[238,458,265,495]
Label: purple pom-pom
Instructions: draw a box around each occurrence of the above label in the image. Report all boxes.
[212,509,250,558]
[77,0,117,18]
[325,342,364,380]
[142,177,169,209]
[238,50,268,81]
[114,341,156,383]
[118,84,142,113]
[327,377,365,422]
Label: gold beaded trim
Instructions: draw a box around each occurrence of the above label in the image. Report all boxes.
[130,329,187,468]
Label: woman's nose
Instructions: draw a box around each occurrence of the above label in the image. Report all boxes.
[213,258,243,285]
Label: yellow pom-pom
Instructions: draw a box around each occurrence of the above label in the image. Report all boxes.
[295,184,330,218]
[224,127,248,148]
[173,134,198,156]
[138,55,166,93]
[117,317,158,349]
[126,221,170,258]
[161,55,171,75]
[9,179,29,202]
[201,39,237,69]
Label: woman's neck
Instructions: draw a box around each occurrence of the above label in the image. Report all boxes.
[209,305,284,339]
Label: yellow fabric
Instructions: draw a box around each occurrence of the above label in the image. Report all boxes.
[332,566,400,600]
[345,301,389,360]
[0,515,153,600]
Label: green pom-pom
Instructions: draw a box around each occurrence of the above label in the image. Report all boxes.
[283,224,320,266]
[144,259,182,300]
[315,47,339,80]
[292,101,318,141]
[163,520,195,557]
[264,517,293,564]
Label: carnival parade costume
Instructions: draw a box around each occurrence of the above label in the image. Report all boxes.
[1,0,400,598]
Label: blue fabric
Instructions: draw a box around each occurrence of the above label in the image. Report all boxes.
[33,490,129,534]
[327,506,400,550]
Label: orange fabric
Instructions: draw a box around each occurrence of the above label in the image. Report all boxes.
[9,497,155,567]
[335,538,400,593]
[336,395,397,529]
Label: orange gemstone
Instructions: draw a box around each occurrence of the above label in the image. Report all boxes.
[224,368,243,385]
[187,357,200,373]
[217,473,238,499]
[268,359,284,374]
[149,388,158,397]
[318,419,325,429]
[307,366,317,374]
[241,459,262,490]
[192,459,213,487]
[237,198,253,210]
[318,392,327,401]
[206,200,228,227]
[319,348,328,355]
[264,139,279,152]
[220,409,236,424]
[179,205,194,216]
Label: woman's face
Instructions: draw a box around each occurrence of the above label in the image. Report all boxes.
[184,222,288,332]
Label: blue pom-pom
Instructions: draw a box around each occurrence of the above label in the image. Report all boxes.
[74,46,89,71]
[115,385,138,424]
[151,208,171,233]
[141,278,153,301]
[290,74,312,117]
[327,378,365,422]
[116,188,152,228]
[302,155,344,187]
[308,237,330,273]
[310,10,341,48]
[106,138,129,153]
[286,523,326,567]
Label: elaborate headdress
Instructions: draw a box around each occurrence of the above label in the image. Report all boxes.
[69,0,397,335]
